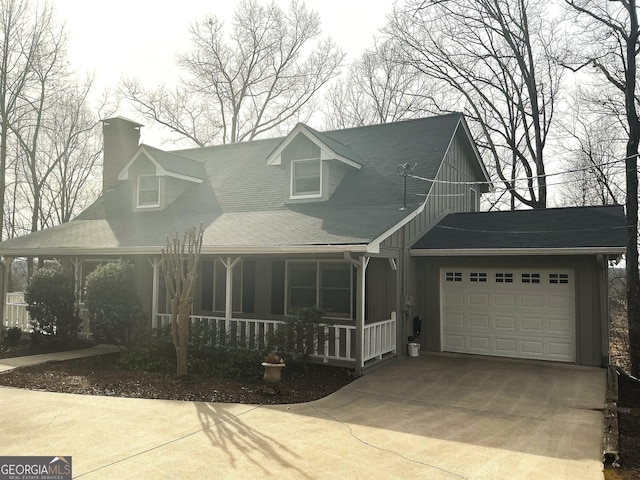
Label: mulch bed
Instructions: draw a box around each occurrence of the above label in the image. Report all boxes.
[0,352,354,405]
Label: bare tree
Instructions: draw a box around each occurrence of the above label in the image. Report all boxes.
[0,0,55,241]
[557,90,626,207]
[162,225,204,377]
[122,0,344,146]
[387,0,564,209]
[563,0,640,375]
[324,39,437,129]
[39,80,104,227]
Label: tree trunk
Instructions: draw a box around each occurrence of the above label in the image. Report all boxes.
[626,0,640,377]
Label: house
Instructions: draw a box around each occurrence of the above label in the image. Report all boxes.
[0,114,626,374]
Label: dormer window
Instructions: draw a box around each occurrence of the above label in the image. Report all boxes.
[137,174,160,208]
[291,159,321,199]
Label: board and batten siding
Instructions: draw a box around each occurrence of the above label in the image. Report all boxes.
[381,129,484,251]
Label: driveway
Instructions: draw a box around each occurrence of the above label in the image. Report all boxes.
[0,353,605,479]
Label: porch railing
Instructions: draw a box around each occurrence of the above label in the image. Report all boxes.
[153,312,397,366]
[362,311,397,365]
[4,292,31,332]
[3,292,92,338]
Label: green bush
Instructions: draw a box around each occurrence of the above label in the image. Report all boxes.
[6,326,22,346]
[85,260,144,350]
[268,306,325,374]
[25,265,81,345]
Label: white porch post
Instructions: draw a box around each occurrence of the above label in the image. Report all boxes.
[220,257,241,333]
[0,257,14,339]
[355,255,369,376]
[148,257,161,330]
[70,257,82,300]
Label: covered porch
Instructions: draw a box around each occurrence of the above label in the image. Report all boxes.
[2,251,400,374]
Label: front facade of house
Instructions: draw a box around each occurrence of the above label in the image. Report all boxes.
[0,115,626,373]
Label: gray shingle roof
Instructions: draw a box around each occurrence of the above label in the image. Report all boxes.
[0,113,482,255]
[138,144,206,180]
[412,205,627,252]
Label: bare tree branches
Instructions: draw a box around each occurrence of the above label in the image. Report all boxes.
[564,0,640,376]
[387,0,564,209]
[121,0,344,146]
[323,39,437,129]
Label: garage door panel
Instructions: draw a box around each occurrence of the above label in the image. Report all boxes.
[520,295,544,307]
[495,338,517,354]
[444,334,465,348]
[495,294,516,306]
[441,268,575,362]
[443,313,464,327]
[444,291,465,304]
[469,315,490,328]
[469,336,491,351]
[548,318,572,333]
[495,316,516,329]
[521,317,544,333]
[469,293,490,305]
[549,295,572,309]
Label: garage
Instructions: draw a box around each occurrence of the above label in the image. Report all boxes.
[440,267,576,362]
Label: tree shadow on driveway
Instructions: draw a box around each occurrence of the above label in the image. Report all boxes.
[194,401,311,478]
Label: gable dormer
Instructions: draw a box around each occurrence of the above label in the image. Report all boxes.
[117,145,205,211]
[266,123,362,203]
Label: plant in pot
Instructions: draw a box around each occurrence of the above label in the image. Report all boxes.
[262,352,286,384]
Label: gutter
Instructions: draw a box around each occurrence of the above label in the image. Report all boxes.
[409,247,627,257]
[0,243,371,258]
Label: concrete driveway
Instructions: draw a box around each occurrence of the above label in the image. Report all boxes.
[0,353,605,479]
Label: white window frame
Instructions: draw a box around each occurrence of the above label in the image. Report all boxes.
[290,158,322,199]
[285,259,353,319]
[137,174,161,208]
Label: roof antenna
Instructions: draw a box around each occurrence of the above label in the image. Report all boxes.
[397,163,417,210]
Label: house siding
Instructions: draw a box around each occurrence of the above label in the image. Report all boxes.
[413,255,608,366]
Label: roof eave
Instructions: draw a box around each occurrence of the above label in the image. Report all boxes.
[0,244,371,258]
[409,247,627,257]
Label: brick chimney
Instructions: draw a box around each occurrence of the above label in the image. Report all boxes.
[102,116,143,192]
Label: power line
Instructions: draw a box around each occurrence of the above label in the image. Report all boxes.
[404,155,633,187]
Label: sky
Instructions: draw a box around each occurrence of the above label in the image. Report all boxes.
[51,0,396,144]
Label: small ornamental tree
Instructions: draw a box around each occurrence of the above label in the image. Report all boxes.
[162,225,204,377]
[85,260,142,349]
[25,265,81,345]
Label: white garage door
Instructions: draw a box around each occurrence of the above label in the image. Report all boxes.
[441,267,575,362]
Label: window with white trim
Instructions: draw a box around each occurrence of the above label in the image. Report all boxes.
[137,175,160,207]
[287,261,352,318]
[291,159,321,198]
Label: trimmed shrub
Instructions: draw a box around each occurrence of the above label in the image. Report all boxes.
[85,260,143,349]
[6,326,22,346]
[268,306,325,374]
[25,265,81,345]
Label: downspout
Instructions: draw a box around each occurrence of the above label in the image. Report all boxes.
[148,257,161,330]
[598,254,610,366]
